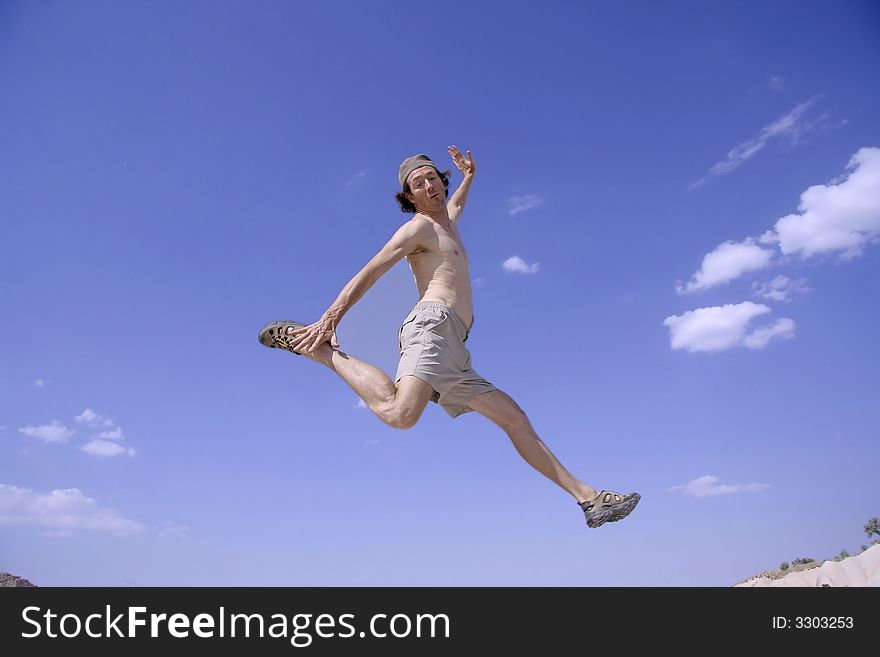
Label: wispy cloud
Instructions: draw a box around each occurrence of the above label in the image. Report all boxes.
[677,238,775,294]
[507,194,543,216]
[669,475,769,498]
[158,521,190,539]
[502,255,540,274]
[18,421,73,443]
[768,75,785,92]
[0,483,144,535]
[770,147,880,261]
[33,379,48,387]
[691,96,822,188]
[742,318,796,349]
[663,301,795,352]
[752,275,810,302]
[354,398,367,410]
[345,170,367,191]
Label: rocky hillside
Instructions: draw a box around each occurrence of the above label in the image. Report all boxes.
[0,572,37,587]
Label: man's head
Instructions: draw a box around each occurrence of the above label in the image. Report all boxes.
[395,154,451,214]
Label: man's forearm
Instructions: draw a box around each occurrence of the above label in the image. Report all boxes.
[449,174,474,210]
[320,218,416,327]
[322,268,378,325]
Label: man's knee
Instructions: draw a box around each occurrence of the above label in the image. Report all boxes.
[385,404,422,430]
[376,377,432,429]
[376,397,425,430]
[388,414,417,430]
[503,407,531,434]
[480,391,531,433]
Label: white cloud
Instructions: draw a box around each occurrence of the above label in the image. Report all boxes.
[743,318,796,349]
[18,421,73,443]
[770,147,880,260]
[676,146,879,302]
[758,230,779,245]
[75,408,117,429]
[34,379,48,387]
[97,427,124,440]
[502,255,540,274]
[677,238,775,294]
[768,75,785,92]
[692,96,822,187]
[669,475,770,498]
[0,483,144,535]
[75,408,101,424]
[507,194,543,216]
[73,408,133,455]
[752,275,810,302]
[354,398,367,409]
[80,440,135,458]
[663,301,795,352]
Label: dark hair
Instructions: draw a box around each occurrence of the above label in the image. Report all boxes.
[394,168,452,214]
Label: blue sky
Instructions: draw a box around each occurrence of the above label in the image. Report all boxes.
[2,0,878,586]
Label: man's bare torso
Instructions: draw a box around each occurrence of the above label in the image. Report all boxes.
[404,213,473,329]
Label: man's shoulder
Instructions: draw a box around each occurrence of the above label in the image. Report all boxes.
[400,214,436,237]
[391,215,437,255]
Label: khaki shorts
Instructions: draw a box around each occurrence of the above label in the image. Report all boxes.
[395,301,497,418]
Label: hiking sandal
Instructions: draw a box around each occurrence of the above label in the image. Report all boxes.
[258,320,307,354]
[579,490,641,528]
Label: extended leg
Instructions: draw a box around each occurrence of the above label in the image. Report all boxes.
[465,389,598,503]
[301,341,433,430]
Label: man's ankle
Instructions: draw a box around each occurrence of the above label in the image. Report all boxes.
[577,489,599,505]
[303,343,336,367]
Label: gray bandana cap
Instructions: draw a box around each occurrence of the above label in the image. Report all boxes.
[398,154,439,189]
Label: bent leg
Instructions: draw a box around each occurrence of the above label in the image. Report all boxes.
[306,343,432,429]
[465,389,598,503]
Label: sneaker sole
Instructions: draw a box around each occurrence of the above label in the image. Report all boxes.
[586,493,641,528]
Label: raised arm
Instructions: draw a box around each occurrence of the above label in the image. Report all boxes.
[447,145,476,223]
[289,218,429,353]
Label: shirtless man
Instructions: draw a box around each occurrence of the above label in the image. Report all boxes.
[258,147,640,528]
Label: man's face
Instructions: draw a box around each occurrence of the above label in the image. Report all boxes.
[405,166,445,212]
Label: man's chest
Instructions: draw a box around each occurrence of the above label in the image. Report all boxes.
[434,222,467,258]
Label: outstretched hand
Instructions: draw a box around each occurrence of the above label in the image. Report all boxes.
[448,145,475,177]
[287,317,340,355]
